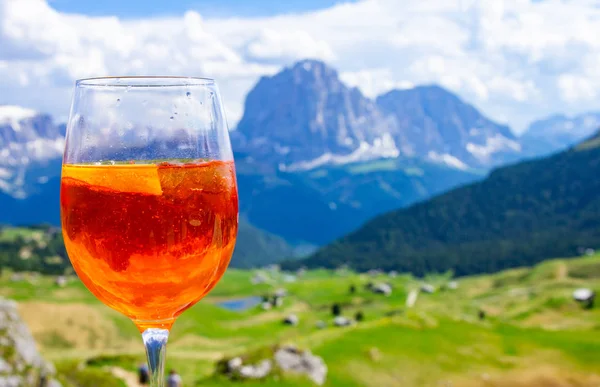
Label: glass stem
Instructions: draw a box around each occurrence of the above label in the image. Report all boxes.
[142,328,170,387]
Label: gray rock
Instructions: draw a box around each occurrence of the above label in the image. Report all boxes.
[251,272,269,285]
[333,316,353,327]
[372,283,392,296]
[315,320,327,329]
[238,359,272,379]
[55,276,67,287]
[228,357,243,371]
[274,345,327,385]
[0,375,22,387]
[0,298,61,387]
[47,380,62,387]
[0,358,12,373]
[420,284,435,294]
[283,314,299,326]
[274,288,288,298]
[573,288,595,302]
[447,281,459,290]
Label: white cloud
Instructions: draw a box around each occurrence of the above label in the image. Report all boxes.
[244,29,335,62]
[2,0,600,133]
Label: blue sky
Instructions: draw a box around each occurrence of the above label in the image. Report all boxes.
[49,0,355,18]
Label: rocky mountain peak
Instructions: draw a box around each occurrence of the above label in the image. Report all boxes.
[376,85,519,168]
[234,60,399,170]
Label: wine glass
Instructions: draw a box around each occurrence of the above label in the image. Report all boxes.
[60,76,238,386]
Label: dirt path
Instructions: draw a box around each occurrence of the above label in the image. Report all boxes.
[110,366,139,387]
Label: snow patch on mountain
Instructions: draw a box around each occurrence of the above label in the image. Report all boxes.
[282,133,399,172]
[427,151,469,170]
[466,135,521,164]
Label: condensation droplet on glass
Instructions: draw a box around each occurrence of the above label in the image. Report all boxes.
[174,112,178,115]
[170,116,174,120]
[125,86,132,92]
[142,100,148,106]
[186,92,192,98]
[109,160,116,165]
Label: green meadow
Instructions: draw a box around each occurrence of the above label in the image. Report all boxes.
[2,254,600,386]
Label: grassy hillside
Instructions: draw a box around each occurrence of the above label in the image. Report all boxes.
[288,134,600,275]
[2,254,600,386]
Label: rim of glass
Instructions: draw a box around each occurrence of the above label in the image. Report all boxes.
[76,76,215,88]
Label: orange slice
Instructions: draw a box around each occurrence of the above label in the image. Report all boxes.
[62,164,163,196]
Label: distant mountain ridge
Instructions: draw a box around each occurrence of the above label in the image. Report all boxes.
[0,106,64,199]
[285,131,600,276]
[376,85,521,168]
[521,112,600,157]
[234,60,521,172]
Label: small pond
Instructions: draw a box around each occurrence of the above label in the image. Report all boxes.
[217,296,262,311]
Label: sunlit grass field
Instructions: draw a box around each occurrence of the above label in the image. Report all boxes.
[2,254,600,386]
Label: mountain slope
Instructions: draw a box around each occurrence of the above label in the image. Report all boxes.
[232,219,295,268]
[521,112,600,157]
[376,85,521,168]
[286,131,600,276]
[0,105,64,198]
[237,157,481,244]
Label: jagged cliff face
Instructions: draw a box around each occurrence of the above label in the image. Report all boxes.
[0,298,61,387]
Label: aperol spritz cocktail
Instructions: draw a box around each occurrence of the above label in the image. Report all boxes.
[61,76,237,386]
[61,161,238,331]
